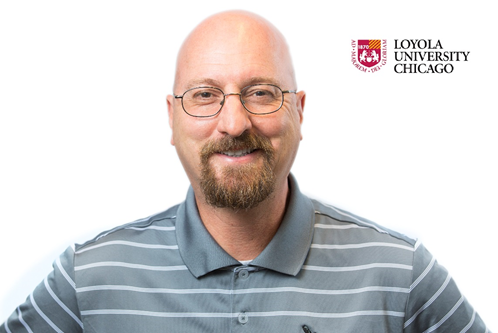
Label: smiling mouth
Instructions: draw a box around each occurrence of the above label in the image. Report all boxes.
[219,148,256,157]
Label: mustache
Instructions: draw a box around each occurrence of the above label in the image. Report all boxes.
[200,132,274,162]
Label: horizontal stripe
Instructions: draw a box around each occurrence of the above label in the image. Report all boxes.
[44,277,84,328]
[404,273,452,328]
[303,263,412,272]
[247,310,405,319]
[318,204,390,235]
[76,285,409,295]
[82,310,235,318]
[423,296,465,333]
[235,286,410,295]
[459,310,476,333]
[77,286,233,294]
[76,240,178,254]
[91,224,175,242]
[81,309,405,319]
[74,262,188,272]
[17,307,33,333]
[314,223,366,230]
[126,226,176,231]
[410,256,436,291]
[30,293,63,333]
[311,242,414,251]
[55,256,76,289]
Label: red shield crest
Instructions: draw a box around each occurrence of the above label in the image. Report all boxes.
[357,40,382,68]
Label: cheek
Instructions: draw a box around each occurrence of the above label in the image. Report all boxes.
[253,110,302,160]
[173,112,219,145]
[172,115,217,173]
[175,121,210,146]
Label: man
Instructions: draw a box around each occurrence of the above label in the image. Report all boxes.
[1,10,488,333]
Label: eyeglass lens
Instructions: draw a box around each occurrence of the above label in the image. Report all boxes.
[181,84,284,117]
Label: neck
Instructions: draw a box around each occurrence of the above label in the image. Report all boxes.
[195,179,289,261]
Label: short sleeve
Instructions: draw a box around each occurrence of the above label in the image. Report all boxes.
[0,246,84,333]
[403,243,489,332]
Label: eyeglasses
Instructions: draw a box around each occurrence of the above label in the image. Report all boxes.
[174,84,297,118]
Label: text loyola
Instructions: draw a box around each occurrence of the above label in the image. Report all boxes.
[394,39,470,74]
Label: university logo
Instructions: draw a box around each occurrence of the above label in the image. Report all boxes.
[351,39,387,73]
[358,40,381,67]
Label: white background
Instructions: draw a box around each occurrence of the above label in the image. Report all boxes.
[1,0,496,329]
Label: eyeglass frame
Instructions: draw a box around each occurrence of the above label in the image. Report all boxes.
[173,83,297,118]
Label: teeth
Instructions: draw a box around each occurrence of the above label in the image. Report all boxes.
[221,148,254,157]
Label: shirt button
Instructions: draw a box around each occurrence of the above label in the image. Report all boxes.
[238,269,249,279]
[238,312,249,324]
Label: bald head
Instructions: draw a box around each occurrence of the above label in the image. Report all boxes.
[173,10,296,92]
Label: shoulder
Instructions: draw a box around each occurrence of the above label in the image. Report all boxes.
[74,203,180,253]
[311,198,417,248]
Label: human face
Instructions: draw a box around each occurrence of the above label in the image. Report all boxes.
[167,17,305,207]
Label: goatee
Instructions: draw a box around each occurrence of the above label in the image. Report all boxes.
[199,133,275,210]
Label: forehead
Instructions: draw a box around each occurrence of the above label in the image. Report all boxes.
[174,16,294,91]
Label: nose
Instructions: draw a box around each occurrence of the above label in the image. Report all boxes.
[216,93,252,137]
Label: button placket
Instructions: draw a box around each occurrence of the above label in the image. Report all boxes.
[232,266,260,328]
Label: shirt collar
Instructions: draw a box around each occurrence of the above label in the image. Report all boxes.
[176,174,315,278]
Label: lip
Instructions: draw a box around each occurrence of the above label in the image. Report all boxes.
[218,147,256,158]
[212,149,262,164]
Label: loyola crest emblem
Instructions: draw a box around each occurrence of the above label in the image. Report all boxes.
[351,39,387,73]
[358,40,381,67]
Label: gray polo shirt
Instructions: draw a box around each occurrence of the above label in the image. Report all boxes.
[1,175,488,332]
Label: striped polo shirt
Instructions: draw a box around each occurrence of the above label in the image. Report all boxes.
[1,175,488,332]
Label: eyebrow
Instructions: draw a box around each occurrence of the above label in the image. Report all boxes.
[184,78,221,89]
[244,76,282,87]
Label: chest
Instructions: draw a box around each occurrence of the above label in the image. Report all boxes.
[75,264,410,332]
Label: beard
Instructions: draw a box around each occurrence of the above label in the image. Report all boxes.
[199,133,276,210]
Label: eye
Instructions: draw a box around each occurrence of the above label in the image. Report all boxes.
[186,87,223,104]
[243,85,280,103]
[254,90,268,97]
[198,91,213,98]
[246,88,273,98]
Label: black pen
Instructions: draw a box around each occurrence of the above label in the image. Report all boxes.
[302,325,314,333]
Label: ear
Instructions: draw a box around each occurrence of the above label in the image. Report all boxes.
[166,94,175,146]
[295,90,306,140]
